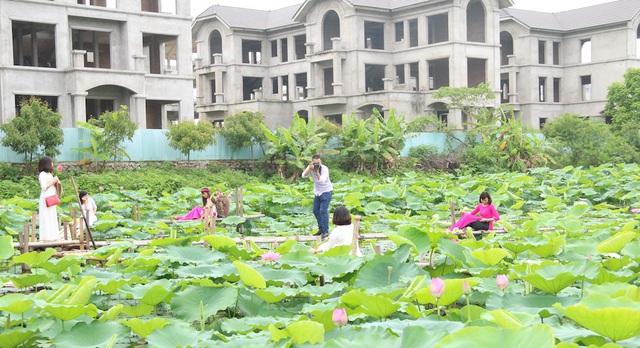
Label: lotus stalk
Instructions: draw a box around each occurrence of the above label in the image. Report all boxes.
[199,300,205,331]
[462,280,471,323]
[387,266,393,286]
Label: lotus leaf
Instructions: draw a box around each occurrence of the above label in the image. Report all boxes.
[434,324,555,348]
[0,328,38,348]
[0,235,15,260]
[9,274,50,289]
[0,294,33,314]
[596,232,637,254]
[255,267,309,287]
[98,303,123,322]
[234,260,267,289]
[221,316,300,335]
[120,317,170,338]
[554,294,640,342]
[268,320,324,344]
[299,283,346,300]
[145,323,211,348]
[354,251,425,288]
[170,286,238,321]
[523,262,598,294]
[13,248,56,267]
[471,248,511,266]
[67,276,98,305]
[414,279,471,306]
[43,303,98,322]
[341,290,401,318]
[164,244,227,264]
[121,303,154,317]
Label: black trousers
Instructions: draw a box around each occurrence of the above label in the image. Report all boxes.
[465,221,490,231]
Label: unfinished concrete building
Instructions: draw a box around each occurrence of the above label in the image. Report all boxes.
[0,0,194,129]
[192,0,513,129]
[500,0,640,129]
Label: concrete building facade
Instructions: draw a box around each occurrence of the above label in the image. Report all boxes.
[0,0,194,129]
[192,0,514,129]
[501,0,640,129]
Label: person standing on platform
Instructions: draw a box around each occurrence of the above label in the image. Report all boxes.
[302,154,333,239]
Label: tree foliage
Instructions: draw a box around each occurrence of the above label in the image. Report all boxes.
[166,121,216,161]
[217,111,266,159]
[604,67,640,130]
[542,113,638,167]
[87,106,137,162]
[0,97,64,162]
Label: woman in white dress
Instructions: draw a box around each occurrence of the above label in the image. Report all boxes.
[38,157,61,241]
[78,190,98,226]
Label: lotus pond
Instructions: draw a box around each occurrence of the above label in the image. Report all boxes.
[0,164,639,347]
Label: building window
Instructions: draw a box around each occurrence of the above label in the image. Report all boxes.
[553,42,560,65]
[429,58,449,90]
[428,13,448,44]
[538,40,546,64]
[242,76,262,101]
[142,33,177,74]
[364,21,385,49]
[553,78,560,102]
[295,73,307,100]
[409,62,420,91]
[12,21,57,68]
[467,58,486,87]
[581,75,592,101]
[242,40,262,64]
[500,31,514,66]
[322,11,340,51]
[73,29,111,69]
[500,73,509,103]
[539,117,547,129]
[210,79,216,103]
[272,77,278,95]
[15,95,58,116]
[86,99,114,120]
[395,64,405,85]
[209,30,222,64]
[538,77,546,102]
[324,67,334,95]
[141,0,175,14]
[271,40,277,58]
[395,21,404,42]
[408,19,418,47]
[365,64,385,92]
[294,35,306,60]
[77,0,116,7]
[580,39,591,63]
[281,38,288,62]
[325,114,342,125]
[466,1,485,43]
[281,76,289,101]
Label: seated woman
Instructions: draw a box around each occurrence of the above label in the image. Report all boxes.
[449,191,500,231]
[175,188,216,220]
[309,206,362,256]
[78,190,98,226]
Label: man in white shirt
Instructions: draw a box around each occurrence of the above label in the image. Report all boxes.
[301,154,333,239]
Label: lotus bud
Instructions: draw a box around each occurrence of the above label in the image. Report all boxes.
[430,277,445,298]
[56,165,64,172]
[632,208,640,214]
[462,280,471,296]
[332,308,348,327]
[98,186,104,191]
[496,274,509,290]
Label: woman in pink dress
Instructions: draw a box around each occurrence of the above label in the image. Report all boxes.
[449,191,500,231]
[175,188,216,220]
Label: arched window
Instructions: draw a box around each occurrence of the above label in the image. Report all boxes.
[209,30,222,64]
[467,1,485,43]
[500,31,514,66]
[322,11,340,51]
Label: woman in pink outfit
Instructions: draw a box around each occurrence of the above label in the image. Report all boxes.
[175,188,216,220]
[449,191,500,231]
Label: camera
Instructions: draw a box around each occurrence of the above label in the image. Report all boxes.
[313,162,319,170]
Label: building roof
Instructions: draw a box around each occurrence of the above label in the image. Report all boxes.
[501,0,640,32]
[195,4,301,30]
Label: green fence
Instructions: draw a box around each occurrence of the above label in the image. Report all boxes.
[0,129,454,163]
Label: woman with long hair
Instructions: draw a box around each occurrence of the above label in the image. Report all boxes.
[38,157,61,241]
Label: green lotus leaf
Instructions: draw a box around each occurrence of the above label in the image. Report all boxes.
[459,305,488,323]
[354,250,426,289]
[98,303,123,322]
[252,287,298,304]
[414,279,471,306]
[309,255,365,280]
[148,236,193,248]
[95,279,128,295]
[38,257,83,275]
[486,293,579,318]
[221,316,299,335]
[234,260,267,289]
[0,294,33,314]
[471,248,511,266]
[164,244,227,264]
[140,284,174,307]
[529,236,565,257]
[387,234,418,253]
[204,235,253,260]
[554,294,640,342]
[13,248,56,267]
[481,309,537,329]
[53,320,128,347]
[43,303,98,321]
[596,232,637,254]
[121,303,154,317]
[67,276,98,305]
[0,235,15,260]
[341,290,401,318]
[274,239,297,254]
[566,201,592,218]
[621,240,640,258]
[221,216,247,225]
[120,317,170,338]
[364,201,386,214]
[299,283,346,300]
[501,241,534,255]
[319,244,352,257]
[170,286,238,321]
[522,262,599,294]
[254,267,309,288]
[9,274,50,289]
[434,324,555,348]
[323,332,399,348]
[145,323,212,348]
[269,320,324,344]
[0,328,38,348]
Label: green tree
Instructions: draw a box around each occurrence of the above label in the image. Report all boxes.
[166,121,216,161]
[604,68,640,131]
[0,97,64,162]
[217,111,266,159]
[88,106,137,162]
[542,113,638,167]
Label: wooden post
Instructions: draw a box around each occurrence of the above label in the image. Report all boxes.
[351,215,361,256]
[30,212,37,243]
[374,244,381,255]
[79,220,85,250]
[63,221,69,240]
[132,205,140,221]
[450,201,456,226]
[235,187,244,234]
[21,222,30,254]
[70,209,77,240]
[211,215,216,234]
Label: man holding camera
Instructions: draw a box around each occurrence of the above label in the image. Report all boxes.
[302,154,333,239]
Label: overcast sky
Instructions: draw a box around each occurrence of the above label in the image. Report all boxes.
[191,0,618,18]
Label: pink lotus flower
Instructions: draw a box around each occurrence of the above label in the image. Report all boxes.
[98,186,104,191]
[332,308,348,327]
[119,186,124,190]
[496,274,509,290]
[261,250,281,264]
[462,280,471,296]
[632,208,640,214]
[56,165,64,171]
[430,277,445,298]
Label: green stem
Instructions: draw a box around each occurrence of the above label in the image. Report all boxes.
[436,298,440,316]
[466,296,470,323]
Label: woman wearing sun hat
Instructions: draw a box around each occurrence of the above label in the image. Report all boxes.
[175,187,216,220]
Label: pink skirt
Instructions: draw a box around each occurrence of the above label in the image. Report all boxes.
[175,206,205,220]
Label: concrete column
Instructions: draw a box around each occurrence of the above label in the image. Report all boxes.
[333,56,343,95]
[418,16,427,46]
[215,70,224,103]
[451,0,463,42]
[72,50,86,68]
[331,37,341,51]
[307,64,317,98]
[71,93,88,125]
[508,55,518,104]
[289,73,296,100]
[117,0,139,12]
[132,54,146,72]
[448,107,463,130]
[195,40,204,68]
[213,53,223,65]
[404,63,411,91]
[419,60,428,91]
[305,42,315,55]
[383,78,394,91]
[176,0,190,17]
[132,95,147,129]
